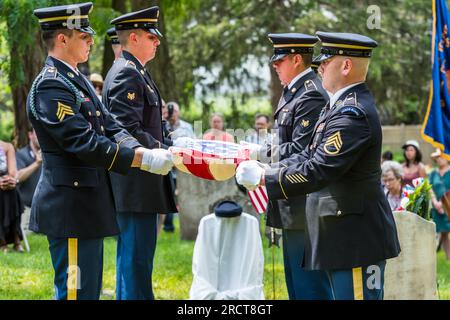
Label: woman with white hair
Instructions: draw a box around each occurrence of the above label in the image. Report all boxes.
[381,160,404,211]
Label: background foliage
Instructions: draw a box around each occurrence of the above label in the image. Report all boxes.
[0,0,437,145]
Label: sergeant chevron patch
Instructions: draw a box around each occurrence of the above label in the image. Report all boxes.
[324,131,343,155]
[56,102,74,122]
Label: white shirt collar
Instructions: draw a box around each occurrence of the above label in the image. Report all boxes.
[288,67,313,89]
[329,82,364,108]
[52,57,79,76]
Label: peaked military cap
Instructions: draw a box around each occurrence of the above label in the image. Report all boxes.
[214,200,242,218]
[268,33,318,63]
[111,6,162,38]
[33,2,95,35]
[107,27,119,45]
[315,31,378,62]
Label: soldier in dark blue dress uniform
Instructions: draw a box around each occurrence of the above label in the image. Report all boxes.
[237,32,401,300]
[28,2,174,300]
[102,6,177,300]
[106,27,122,61]
[249,33,332,300]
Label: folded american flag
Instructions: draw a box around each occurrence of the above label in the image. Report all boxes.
[170,139,268,214]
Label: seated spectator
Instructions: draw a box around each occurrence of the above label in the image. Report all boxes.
[381,160,404,211]
[245,114,272,146]
[16,127,42,232]
[0,140,24,253]
[429,148,450,259]
[401,140,426,187]
[203,113,234,143]
[89,73,104,101]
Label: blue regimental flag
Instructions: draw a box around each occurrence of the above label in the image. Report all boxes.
[423,0,450,160]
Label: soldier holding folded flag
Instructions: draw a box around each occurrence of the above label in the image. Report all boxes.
[237,32,401,300]
[28,2,173,300]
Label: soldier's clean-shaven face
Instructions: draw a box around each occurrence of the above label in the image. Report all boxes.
[63,30,94,64]
[319,56,345,94]
[136,31,160,63]
[272,55,295,86]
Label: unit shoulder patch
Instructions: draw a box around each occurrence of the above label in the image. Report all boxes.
[339,105,365,118]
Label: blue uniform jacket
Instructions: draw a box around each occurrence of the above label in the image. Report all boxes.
[265,83,401,270]
[102,51,176,214]
[27,56,141,239]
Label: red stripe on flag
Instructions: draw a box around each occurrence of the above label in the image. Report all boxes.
[248,186,268,214]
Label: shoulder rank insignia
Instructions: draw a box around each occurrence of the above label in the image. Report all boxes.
[343,92,357,106]
[324,131,343,155]
[304,79,317,91]
[56,102,74,122]
[43,67,58,79]
[301,119,310,128]
[127,92,136,101]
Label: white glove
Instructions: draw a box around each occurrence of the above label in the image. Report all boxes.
[240,141,263,160]
[140,148,174,175]
[236,160,265,191]
[173,137,196,148]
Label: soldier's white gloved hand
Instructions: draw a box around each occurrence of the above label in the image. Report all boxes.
[240,141,263,160]
[140,148,174,175]
[236,160,265,191]
[173,137,196,148]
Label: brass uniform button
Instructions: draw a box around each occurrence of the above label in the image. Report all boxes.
[101,125,105,132]
[337,210,342,216]
[74,181,79,187]
[96,111,101,117]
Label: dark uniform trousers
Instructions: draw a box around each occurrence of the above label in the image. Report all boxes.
[27,56,140,300]
[326,261,386,300]
[103,50,177,300]
[116,212,158,300]
[48,237,103,300]
[264,70,332,300]
[265,83,401,300]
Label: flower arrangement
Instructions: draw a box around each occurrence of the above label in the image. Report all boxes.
[397,178,432,220]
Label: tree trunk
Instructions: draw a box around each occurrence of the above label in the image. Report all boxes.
[101,0,127,78]
[132,0,179,103]
[9,30,45,148]
[269,66,282,115]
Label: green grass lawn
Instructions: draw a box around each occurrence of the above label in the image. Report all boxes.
[1,217,450,300]
[0,217,287,300]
